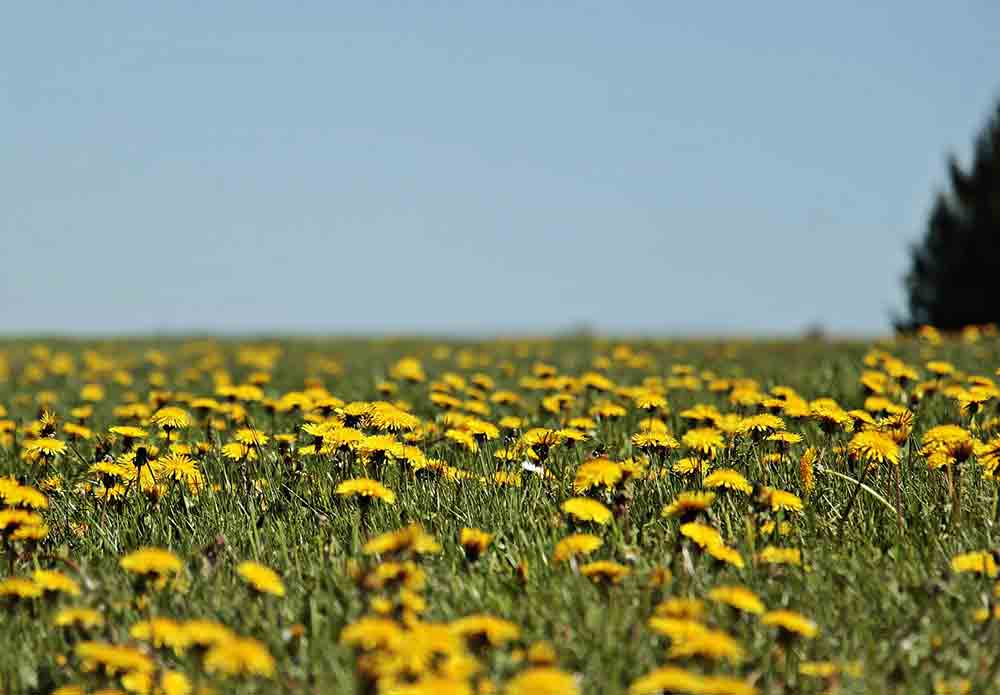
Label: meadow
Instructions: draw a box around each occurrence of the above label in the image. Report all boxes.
[2,330,1000,694]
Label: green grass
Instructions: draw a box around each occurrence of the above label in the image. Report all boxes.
[2,335,1000,694]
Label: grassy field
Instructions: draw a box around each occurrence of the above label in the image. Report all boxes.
[2,331,1000,694]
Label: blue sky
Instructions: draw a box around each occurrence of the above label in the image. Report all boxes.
[2,2,998,335]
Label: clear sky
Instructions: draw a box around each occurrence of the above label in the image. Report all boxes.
[3,2,998,336]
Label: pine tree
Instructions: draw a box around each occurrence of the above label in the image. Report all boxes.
[902,101,1000,330]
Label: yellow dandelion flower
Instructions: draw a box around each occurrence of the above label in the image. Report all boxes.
[204,636,276,678]
[55,607,105,629]
[552,533,603,562]
[629,666,712,695]
[184,619,237,648]
[667,626,745,663]
[572,458,624,493]
[672,457,710,477]
[0,577,42,599]
[452,614,521,646]
[363,524,441,557]
[560,498,613,525]
[757,546,802,566]
[580,560,631,585]
[505,667,579,695]
[130,617,191,651]
[704,468,752,495]
[0,508,45,532]
[631,431,681,455]
[762,609,819,639]
[654,597,704,619]
[706,544,745,568]
[848,430,899,466]
[682,427,725,458]
[151,406,191,430]
[760,487,804,513]
[951,551,998,577]
[236,561,286,597]
[119,547,183,578]
[459,527,495,561]
[23,437,68,458]
[109,426,148,440]
[679,522,723,549]
[799,447,817,494]
[335,478,396,504]
[707,585,765,615]
[340,616,404,651]
[75,641,155,675]
[33,569,81,596]
[0,479,49,509]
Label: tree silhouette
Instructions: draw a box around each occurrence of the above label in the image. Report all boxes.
[901,101,1000,331]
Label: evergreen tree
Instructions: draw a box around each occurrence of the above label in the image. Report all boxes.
[902,101,1000,330]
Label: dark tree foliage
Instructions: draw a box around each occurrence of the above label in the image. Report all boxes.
[901,101,1000,331]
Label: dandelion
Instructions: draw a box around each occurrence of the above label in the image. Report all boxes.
[130,617,191,651]
[922,425,976,462]
[739,414,784,439]
[33,569,81,597]
[759,487,804,513]
[704,469,752,495]
[631,431,681,457]
[654,597,704,619]
[629,666,710,695]
[682,428,725,458]
[580,560,631,585]
[572,458,624,493]
[767,430,802,451]
[757,546,802,566]
[23,437,68,459]
[667,626,745,663]
[0,508,45,535]
[340,616,404,651]
[369,402,422,432]
[459,527,494,561]
[55,607,105,630]
[552,534,603,562]
[184,619,238,649]
[811,401,853,433]
[672,457,711,477]
[157,453,204,491]
[391,357,426,383]
[152,406,191,431]
[707,584,765,615]
[452,613,521,648]
[561,498,613,525]
[799,447,817,494]
[879,410,914,444]
[204,636,276,678]
[75,641,155,675]
[706,544,745,568]
[633,391,668,412]
[336,478,396,504]
[951,551,998,577]
[762,609,819,639]
[679,522,723,549]
[363,524,441,557]
[237,561,286,597]
[0,577,42,599]
[120,547,183,581]
[848,430,899,466]
[109,426,148,449]
[505,667,579,695]
[122,670,192,695]
[800,661,863,679]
